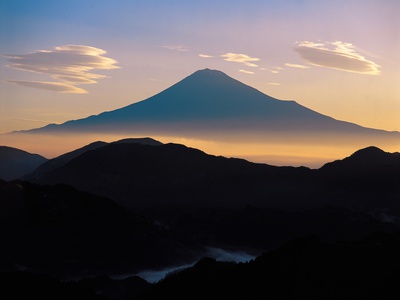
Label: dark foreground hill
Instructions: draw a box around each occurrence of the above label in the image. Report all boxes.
[0,146,47,180]
[25,140,400,252]
[3,231,400,300]
[26,137,161,180]
[31,140,400,221]
[2,140,400,299]
[0,180,201,278]
[140,232,400,300]
[33,141,305,211]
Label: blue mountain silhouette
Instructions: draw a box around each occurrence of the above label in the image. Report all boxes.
[20,69,399,145]
[22,69,394,131]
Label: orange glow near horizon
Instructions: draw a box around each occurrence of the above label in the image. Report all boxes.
[2,132,399,169]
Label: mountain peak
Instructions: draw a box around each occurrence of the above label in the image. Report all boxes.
[177,68,240,88]
[192,68,228,76]
[350,146,386,159]
[320,145,400,172]
[112,137,163,146]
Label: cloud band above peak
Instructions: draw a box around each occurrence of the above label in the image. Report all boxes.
[294,41,381,75]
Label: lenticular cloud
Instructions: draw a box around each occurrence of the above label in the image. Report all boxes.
[4,45,120,93]
[294,41,381,75]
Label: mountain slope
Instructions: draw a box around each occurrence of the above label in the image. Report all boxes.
[321,146,400,174]
[26,140,400,255]
[31,140,400,222]
[33,141,311,212]
[0,146,47,180]
[26,137,162,180]
[7,69,399,166]
[24,69,399,139]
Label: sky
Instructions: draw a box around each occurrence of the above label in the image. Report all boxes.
[0,0,399,162]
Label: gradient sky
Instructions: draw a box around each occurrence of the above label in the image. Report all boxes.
[1,0,399,136]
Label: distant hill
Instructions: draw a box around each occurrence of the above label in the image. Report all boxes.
[319,146,400,191]
[321,146,400,174]
[4,140,400,287]
[27,139,400,251]
[32,141,306,210]
[26,137,162,181]
[0,146,47,180]
[31,141,400,214]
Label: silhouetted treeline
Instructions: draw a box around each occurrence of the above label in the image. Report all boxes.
[4,231,400,300]
[141,231,400,300]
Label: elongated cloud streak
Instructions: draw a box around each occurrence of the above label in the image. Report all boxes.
[239,69,254,74]
[4,45,119,93]
[198,54,214,58]
[294,41,380,75]
[7,80,87,94]
[285,63,310,69]
[162,45,190,52]
[221,53,260,67]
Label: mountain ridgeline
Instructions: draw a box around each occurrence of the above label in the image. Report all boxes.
[0,146,47,181]
[26,139,400,234]
[2,68,400,298]
[21,69,400,146]
[2,139,400,298]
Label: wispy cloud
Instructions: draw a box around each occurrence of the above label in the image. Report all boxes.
[285,63,310,69]
[221,53,260,67]
[267,82,281,86]
[162,45,190,52]
[239,69,255,74]
[198,54,214,58]
[7,80,87,93]
[270,66,283,74]
[3,45,119,93]
[294,41,381,75]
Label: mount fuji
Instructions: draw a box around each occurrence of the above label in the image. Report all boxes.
[9,68,400,165]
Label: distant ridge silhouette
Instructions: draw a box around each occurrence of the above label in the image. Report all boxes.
[26,137,162,181]
[0,146,47,180]
[321,146,400,172]
[17,69,399,143]
[6,68,398,168]
[25,139,400,226]
[4,140,400,286]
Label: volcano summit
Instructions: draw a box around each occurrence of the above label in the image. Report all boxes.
[7,69,400,166]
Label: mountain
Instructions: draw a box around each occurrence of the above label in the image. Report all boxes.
[0,146,47,180]
[26,137,162,181]
[5,68,399,167]
[31,141,400,216]
[319,146,400,189]
[28,139,400,251]
[6,140,399,294]
[31,140,310,212]
[18,68,400,149]
[321,146,400,174]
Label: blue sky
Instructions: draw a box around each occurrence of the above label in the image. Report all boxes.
[1,0,399,136]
